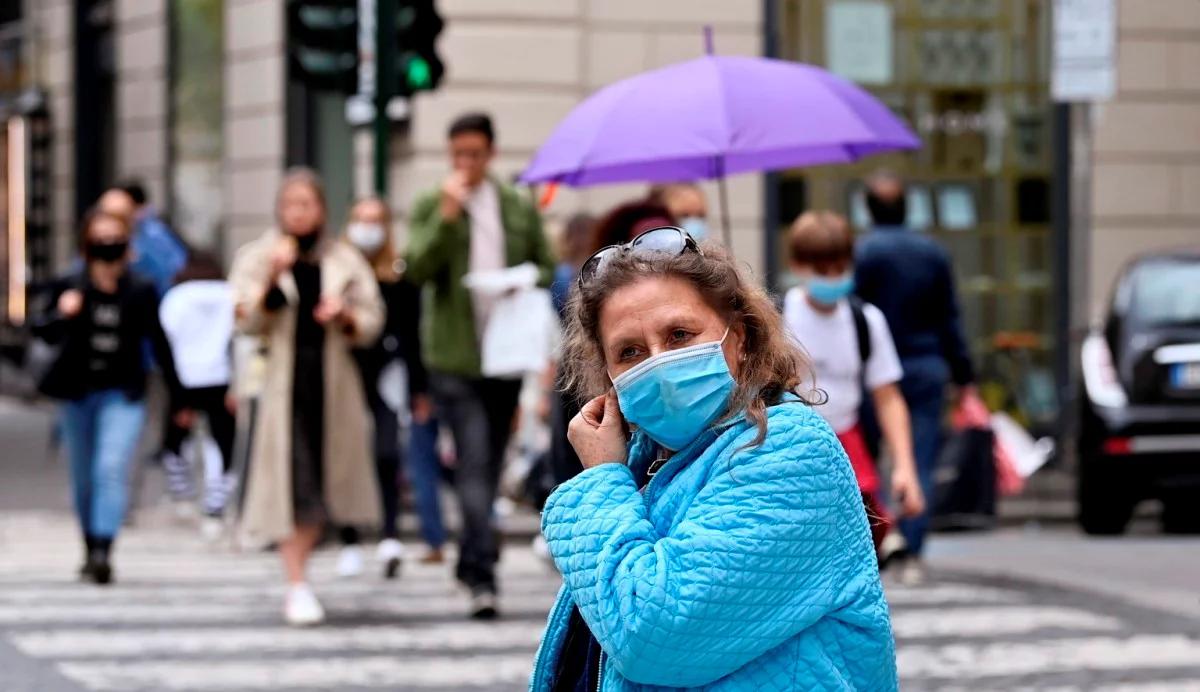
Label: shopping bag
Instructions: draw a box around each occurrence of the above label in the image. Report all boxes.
[931,425,996,531]
[991,411,1054,495]
[480,288,559,378]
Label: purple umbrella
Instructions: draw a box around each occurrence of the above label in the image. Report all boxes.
[520,46,919,244]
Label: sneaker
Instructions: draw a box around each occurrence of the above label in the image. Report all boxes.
[284,583,325,626]
[336,545,364,578]
[897,557,927,587]
[376,538,406,580]
[877,531,909,572]
[200,516,224,544]
[469,587,498,620]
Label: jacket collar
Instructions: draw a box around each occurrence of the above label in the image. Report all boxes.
[871,224,909,233]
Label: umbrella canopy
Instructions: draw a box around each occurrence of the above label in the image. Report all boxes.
[520,55,919,186]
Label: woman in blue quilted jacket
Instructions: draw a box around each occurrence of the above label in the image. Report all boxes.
[530,226,897,691]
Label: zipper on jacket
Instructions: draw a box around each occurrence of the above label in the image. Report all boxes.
[595,650,605,692]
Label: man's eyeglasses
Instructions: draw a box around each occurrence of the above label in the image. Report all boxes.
[578,226,701,289]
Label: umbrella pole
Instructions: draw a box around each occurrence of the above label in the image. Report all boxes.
[718,174,732,248]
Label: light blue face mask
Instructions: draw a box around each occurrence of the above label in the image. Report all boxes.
[679,216,710,242]
[611,329,735,451]
[806,272,855,307]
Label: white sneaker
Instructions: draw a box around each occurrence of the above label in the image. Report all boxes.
[336,545,364,578]
[284,583,325,627]
[200,516,224,543]
[376,538,406,580]
[469,588,498,620]
[877,532,909,571]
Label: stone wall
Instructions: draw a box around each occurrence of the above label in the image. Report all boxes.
[1088,0,1200,315]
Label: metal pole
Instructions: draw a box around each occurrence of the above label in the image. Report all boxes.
[1052,101,1073,462]
[762,0,781,290]
[373,0,397,195]
[716,158,732,248]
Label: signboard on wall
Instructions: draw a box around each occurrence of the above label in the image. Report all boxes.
[825,1,894,85]
[1052,0,1116,101]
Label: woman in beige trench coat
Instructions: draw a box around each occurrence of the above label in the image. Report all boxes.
[229,167,384,626]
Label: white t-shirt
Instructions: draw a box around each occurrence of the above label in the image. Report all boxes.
[465,181,506,342]
[159,280,234,389]
[783,287,903,434]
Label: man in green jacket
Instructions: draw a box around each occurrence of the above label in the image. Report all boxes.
[406,112,555,619]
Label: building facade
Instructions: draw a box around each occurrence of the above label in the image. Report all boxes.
[4,0,1198,428]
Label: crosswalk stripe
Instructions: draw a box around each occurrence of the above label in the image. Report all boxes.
[58,653,534,690]
[0,592,557,625]
[0,578,558,604]
[884,583,1026,606]
[899,635,1200,680]
[891,606,1121,639]
[10,622,546,658]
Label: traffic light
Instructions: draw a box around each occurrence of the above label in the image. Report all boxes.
[393,0,444,96]
[287,0,358,93]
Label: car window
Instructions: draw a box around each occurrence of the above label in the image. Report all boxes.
[1129,259,1200,327]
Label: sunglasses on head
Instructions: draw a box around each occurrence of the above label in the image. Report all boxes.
[578,226,701,289]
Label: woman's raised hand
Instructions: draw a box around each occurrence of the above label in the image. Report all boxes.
[568,390,629,469]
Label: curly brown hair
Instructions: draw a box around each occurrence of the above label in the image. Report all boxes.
[560,242,816,446]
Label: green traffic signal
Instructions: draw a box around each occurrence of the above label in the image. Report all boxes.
[405,55,432,90]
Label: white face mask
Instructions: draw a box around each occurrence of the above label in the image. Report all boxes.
[346,222,386,253]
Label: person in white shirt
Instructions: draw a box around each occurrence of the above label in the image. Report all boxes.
[783,211,925,565]
[158,251,237,539]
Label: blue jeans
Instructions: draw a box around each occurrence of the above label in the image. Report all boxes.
[61,390,147,539]
[898,357,948,557]
[406,418,446,549]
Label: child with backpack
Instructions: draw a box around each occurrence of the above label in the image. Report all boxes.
[783,211,925,565]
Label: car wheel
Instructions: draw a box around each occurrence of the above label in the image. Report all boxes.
[1162,494,1200,534]
[1078,455,1133,536]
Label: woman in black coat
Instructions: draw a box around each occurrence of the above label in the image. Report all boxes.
[32,209,183,584]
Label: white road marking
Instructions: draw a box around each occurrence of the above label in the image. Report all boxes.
[58,653,534,690]
[899,635,1200,680]
[891,606,1121,639]
[11,622,546,658]
[884,583,1027,606]
[0,591,557,624]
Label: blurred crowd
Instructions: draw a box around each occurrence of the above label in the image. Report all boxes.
[27,110,982,627]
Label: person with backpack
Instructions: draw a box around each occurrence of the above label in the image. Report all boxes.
[782,211,925,567]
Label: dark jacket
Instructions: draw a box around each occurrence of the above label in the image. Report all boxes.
[354,277,428,405]
[855,225,975,386]
[31,272,183,402]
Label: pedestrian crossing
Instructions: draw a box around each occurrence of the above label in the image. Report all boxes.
[1,511,1199,691]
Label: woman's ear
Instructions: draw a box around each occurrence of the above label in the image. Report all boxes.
[724,321,748,375]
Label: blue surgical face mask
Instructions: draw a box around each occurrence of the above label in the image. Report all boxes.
[679,216,709,242]
[805,272,855,307]
[611,329,735,451]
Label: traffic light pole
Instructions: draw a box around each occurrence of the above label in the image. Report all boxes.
[373,0,397,195]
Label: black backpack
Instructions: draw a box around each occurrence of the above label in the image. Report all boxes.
[849,296,882,459]
[848,296,872,367]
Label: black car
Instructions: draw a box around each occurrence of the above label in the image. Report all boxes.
[1078,249,1200,535]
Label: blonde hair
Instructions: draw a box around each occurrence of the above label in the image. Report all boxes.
[348,196,401,283]
[561,243,816,446]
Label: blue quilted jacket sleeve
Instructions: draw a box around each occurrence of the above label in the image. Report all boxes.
[541,410,874,688]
